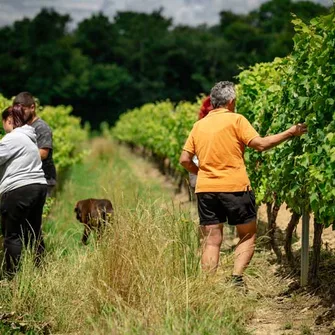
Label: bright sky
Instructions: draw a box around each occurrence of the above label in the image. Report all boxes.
[0,0,332,27]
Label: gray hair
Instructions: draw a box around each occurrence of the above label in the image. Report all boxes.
[210,81,236,108]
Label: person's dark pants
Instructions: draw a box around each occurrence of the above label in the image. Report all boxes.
[0,183,47,276]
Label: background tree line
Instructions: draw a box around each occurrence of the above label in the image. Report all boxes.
[0,0,329,129]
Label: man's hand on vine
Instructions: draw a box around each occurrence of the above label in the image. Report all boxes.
[289,123,308,137]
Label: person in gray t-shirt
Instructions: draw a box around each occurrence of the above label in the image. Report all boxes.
[13,92,56,197]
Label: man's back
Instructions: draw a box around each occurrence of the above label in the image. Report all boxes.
[31,118,56,186]
[183,108,259,192]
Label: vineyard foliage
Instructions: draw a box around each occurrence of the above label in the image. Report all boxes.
[238,12,335,226]
[0,94,88,173]
[113,11,335,227]
[113,100,200,172]
[0,94,10,113]
[39,105,88,171]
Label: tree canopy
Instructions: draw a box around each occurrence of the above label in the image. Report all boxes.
[0,0,329,128]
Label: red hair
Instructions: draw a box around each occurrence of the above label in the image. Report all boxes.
[198,96,213,120]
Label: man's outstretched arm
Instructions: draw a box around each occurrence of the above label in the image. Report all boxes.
[249,123,307,152]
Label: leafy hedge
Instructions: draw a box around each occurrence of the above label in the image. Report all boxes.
[39,105,88,171]
[113,100,200,172]
[0,94,88,173]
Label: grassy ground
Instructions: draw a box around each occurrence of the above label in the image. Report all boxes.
[0,138,257,334]
[1,138,334,334]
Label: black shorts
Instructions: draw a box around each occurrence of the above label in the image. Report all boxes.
[197,191,257,226]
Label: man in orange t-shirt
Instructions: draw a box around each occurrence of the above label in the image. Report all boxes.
[180,81,307,286]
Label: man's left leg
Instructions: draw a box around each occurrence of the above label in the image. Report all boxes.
[233,221,257,276]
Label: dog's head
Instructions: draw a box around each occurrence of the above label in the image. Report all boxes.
[74,201,83,222]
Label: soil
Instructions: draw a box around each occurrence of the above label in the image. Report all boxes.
[258,204,335,250]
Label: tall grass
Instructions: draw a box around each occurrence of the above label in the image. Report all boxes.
[0,139,255,334]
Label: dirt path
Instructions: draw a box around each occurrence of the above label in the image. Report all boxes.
[247,286,334,335]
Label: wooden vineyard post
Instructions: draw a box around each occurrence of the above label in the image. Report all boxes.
[300,210,310,287]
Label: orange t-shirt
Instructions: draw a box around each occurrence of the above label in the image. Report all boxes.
[183,108,259,193]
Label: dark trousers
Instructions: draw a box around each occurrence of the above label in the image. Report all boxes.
[0,183,47,275]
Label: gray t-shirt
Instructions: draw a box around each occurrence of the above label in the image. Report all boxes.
[31,118,57,185]
[0,125,47,194]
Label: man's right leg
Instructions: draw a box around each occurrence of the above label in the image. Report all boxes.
[199,223,223,272]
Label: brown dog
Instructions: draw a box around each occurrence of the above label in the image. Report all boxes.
[74,198,113,244]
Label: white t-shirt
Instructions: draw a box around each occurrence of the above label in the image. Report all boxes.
[0,125,47,194]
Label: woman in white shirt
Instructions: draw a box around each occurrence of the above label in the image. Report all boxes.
[0,105,47,276]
